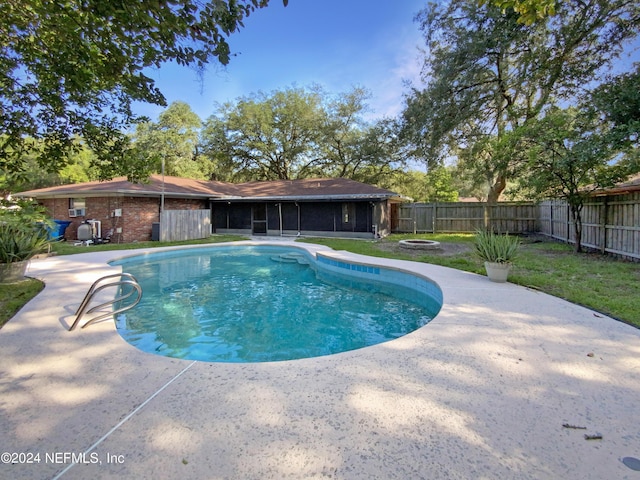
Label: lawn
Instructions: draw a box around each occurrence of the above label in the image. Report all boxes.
[0,278,44,328]
[1,233,638,329]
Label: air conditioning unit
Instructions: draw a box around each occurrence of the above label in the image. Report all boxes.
[68,208,85,217]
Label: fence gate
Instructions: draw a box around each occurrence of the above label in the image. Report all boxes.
[396,203,435,233]
[160,210,211,242]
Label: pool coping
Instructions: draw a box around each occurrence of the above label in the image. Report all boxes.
[1,240,639,479]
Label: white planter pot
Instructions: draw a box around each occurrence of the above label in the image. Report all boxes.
[484,261,511,283]
[0,260,30,283]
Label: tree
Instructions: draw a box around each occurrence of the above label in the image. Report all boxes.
[344,118,406,186]
[1,0,281,181]
[482,0,556,24]
[402,0,640,204]
[132,102,207,179]
[202,86,326,181]
[518,106,638,252]
[321,103,406,186]
[0,139,98,194]
[318,87,372,178]
[201,85,404,183]
[390,168,459,202]
[589,66,640,155]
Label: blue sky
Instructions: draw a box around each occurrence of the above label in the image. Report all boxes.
[134,0,640,124]
[134,0,427,122]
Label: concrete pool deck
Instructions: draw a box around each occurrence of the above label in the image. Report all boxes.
[1,240,639,479]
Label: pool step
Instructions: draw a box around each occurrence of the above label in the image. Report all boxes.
[270,253,310,265]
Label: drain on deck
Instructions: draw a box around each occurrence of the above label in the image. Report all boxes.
[622,457,640,471]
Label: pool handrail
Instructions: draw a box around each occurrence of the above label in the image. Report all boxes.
[69,273,142,331]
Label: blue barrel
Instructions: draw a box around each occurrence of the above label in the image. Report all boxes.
[50,220,72,240]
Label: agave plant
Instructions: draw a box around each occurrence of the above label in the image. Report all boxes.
[473,230,520,264]
[0,222,50,264]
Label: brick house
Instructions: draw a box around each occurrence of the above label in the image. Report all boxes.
[17,175,402,242]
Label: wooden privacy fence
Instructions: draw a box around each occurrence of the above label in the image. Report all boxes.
[539,192,640,260]
[394,194,640,260]
[395,202,539,234]
[159,209,211,242]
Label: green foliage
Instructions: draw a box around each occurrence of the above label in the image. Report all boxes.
[202,86,326,180]
[132,101,208,179]
[403,0,640,202]
[200,85,405,182]
[517,104,638,251]
[473,230,520,263]
[589,65,640,155]
[1,0,280,180]
[0,223,49,264]
[0,199,51,263]
[390,167,459,202]
[1,140,98,194]
[319,90,404,185]
[0,198,51,225]
[481,0,556,24]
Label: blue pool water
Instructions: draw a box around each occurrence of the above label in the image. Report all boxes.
[110,245,442,363]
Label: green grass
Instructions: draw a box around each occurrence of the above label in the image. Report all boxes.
[2,233,638,329]
[298,234,640,327]
[0,278,44,328]
[49,233,248,256]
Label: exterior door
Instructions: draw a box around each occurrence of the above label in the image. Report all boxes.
[252,204,267,235]
[339,203,356,231]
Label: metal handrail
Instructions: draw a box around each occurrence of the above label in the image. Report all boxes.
[74,273,138,316]
[69,274,142,331]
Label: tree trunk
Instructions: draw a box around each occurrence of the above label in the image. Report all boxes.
[570,204,583,253]
[484,174,507,229]
[487,175,507,204]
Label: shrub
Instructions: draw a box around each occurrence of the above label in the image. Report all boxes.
[0,198,51,263]
[0,222,50,263]
[473,230,520,264]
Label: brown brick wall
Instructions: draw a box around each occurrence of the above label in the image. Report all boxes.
[40,197,124,242]
[39,196,208,243]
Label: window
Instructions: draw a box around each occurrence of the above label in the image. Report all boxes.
[339,203,357,231]
[342,203,349,223]
[69,198,86,209]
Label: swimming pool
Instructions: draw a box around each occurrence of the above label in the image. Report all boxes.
[110,245,443,363]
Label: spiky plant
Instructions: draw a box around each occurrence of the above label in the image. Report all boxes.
[0,223,50,263]
[473,230,520,264]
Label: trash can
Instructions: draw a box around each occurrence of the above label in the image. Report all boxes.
[151,222,160,241]
[50,220,72,241]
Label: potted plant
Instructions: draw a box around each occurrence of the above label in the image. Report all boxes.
[473,230,520,283]
[0,199,51,283]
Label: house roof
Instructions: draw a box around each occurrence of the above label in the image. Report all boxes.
[15,175,228,199]
[16,175,401,202]
[591,173,640,196]
[228,177,399,201]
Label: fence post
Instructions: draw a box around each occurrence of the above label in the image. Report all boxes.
[412,204,417,234]
[566,202,571,243]
[600,196,609,254]
[432,203,437,233]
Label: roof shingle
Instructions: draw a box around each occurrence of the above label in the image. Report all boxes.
[16,175,399,200]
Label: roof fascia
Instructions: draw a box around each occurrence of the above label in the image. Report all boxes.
[210,194,397,202]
